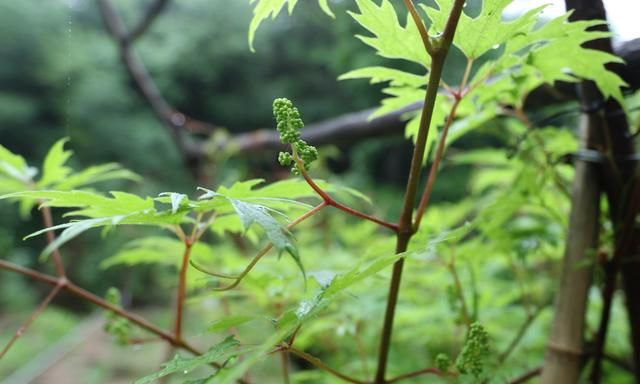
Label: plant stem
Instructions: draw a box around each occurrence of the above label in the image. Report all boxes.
[287,347,368,384]
[499,306,544,363]
[402,0,433,55]
[175,240,194,341]
[386,367,444,383]
[459,58,474,91]
[510,367,542,384]
[374,2,466,382]
[0,262,239,370]
[40,206,65,277]
[0,283,63,360]
[0,260,60,285]
[280,349,290,384]
[296,158,399,232]
[412,96,462,230]
[354,322,371,380]
[193,202,328,290]
[448,253,471,327]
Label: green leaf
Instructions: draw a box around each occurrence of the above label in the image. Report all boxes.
[465,10,627,107]
[248,0,333,51]
[229,198,304,278]
[33,217,115,261]
[422,0,544,60]
[53,163,140,190]
[339,66,426,87]
[100,237,216,269]
[349,0,430,67]
[214,250,407,382]
[0,144,36,183]
[135,336,240,384]
[2,190,185,260]
[38,138,73,188]
[158,192,189,214]
[207,315,262,333]
[372,86,424,120]
[318,0,334,18]
[522,16,626,104]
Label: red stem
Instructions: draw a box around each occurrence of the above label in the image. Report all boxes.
[413,96,462,230]
[509,367,542,384]
[297,158,399,233]
[40,206,65,277]
[386,367,444,383]
[175,240,194,341]
[287,347,368,384]
[0,283,63,360]
[193,202,328,290]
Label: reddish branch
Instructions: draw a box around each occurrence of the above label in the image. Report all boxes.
[412,95,462,230]
[41,206,65,277]
[286,347,369,384]
[0,259,255,381]
[0,283,63,360]
[386,367,444,383]
[175,240,194,341]
[296,157,399,233]
[510,367,542,384]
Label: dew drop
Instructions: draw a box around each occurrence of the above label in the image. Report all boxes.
[492,44,500,49]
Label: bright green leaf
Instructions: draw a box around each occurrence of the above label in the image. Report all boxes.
[349,0,430,67]
[135,336,240,384]
[38,138,73,188]
[207,315,262,333]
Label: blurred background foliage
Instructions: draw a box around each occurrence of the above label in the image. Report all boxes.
[0,0,635,383]
[0,0,477,302]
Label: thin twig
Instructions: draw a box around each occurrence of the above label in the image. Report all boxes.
[192,202,328,290]
[40,206,65,277]
[499,306,545,363]
[175,240,194,341]
[386,367,444,383]
[447,249,471,327]
[412,96,461,231]
[0,283,63,360]
[402,0,433,55]
[127,0,170,42]
[0,261,251,380]
[0,260,59,286]
[287,347,368,384]
[280,349,290,384]
[295,156,399,232]
[509,367,542,384]
[459,58,474,92]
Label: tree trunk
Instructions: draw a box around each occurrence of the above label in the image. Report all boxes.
[540,112,601,383]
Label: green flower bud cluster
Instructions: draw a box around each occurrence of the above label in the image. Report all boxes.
[273,98,318,173]
[456,322,489,377]
[104,287,131,346]
[435,353,451,372]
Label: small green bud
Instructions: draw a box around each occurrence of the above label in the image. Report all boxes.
[435,353,451,372]
[272,98,319,174]
[103,287,131,346]
[456,322,490,377]
[278,152,293,166]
